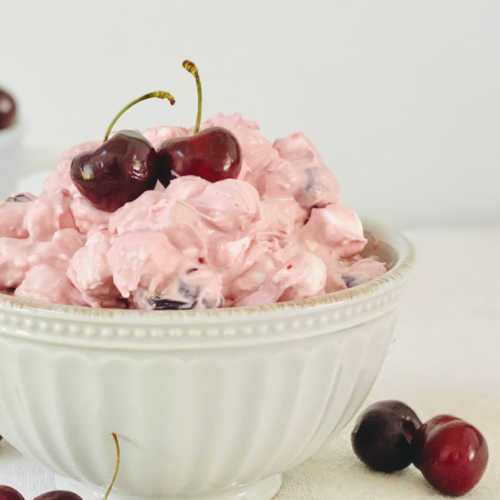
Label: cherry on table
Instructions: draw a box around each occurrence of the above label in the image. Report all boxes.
[0,486,25,500]
[33,492,82,500]
[351,400,422,472]
[411,415,488,496]
[156,61,242,185]
[411,414,459,468]
[0,89,16,131]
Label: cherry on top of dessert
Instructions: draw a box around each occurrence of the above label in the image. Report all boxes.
[157,125,242,185]
[156,60,242,186]
[71,130,157,213]
[69,60,244,213]
[70,91,175,212]
[0,88,16,131]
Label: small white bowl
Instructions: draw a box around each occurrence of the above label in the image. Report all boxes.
[0,221,414,500]
[0,122,23,200]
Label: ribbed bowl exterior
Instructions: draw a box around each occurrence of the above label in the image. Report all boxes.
[0,222,414,499]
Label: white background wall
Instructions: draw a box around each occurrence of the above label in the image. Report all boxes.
[1,0,499,229]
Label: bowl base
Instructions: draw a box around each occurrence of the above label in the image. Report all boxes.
[54,473,282,500]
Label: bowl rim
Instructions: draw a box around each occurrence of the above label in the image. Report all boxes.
[0,219,414,322]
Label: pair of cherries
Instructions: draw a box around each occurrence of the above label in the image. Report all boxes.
[70,61,242,213]
[351,400,489,496]
[0,435,120,500]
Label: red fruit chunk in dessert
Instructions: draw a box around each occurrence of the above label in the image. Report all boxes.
[351,400,421,472]
[70,131,157,213]
[0,88,16,130]
[411,415,488,496]
[156,126,242,185]
[0,486,25,500]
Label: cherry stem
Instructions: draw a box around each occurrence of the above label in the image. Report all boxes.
[102,433,121,500]
[104,91,175,142]
[183,60,202,133]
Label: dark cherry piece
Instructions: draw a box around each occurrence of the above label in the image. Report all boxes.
[148,297,194,310]
[71,131,157,213]
[33,492,82,500]
[6,193,36,203]
[411,415,488,496]
[0,89,16,131]
[149,281,200,310]
[351,400,422,472]
[0,486,25,500]
[157,126,242,185]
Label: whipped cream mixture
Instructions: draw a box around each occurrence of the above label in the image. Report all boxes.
[0,114,386,309]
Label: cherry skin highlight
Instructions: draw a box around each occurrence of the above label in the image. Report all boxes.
[0,486,25,500]
[351,400,422,472]
[0,89,16,131]
[411,415,488,496]
[71,130,157,212]
[156,126,242,185]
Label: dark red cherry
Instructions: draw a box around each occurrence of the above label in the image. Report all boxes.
[0,88,16,131]
[351,400,422,472]
[157,126,242,185]
[411,415,488,496]
[411,414,459,469]
[70,130,157,212]
[156,60,242,185]
[70,90,174,212]
[0,486,25,500]
[33,492,82,500]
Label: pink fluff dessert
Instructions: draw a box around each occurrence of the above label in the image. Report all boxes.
[0,113,386,310]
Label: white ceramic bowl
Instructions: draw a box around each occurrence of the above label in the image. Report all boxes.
[0,122,23,200]
[0,221,414,500]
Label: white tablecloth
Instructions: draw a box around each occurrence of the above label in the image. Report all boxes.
[1,227,499,499]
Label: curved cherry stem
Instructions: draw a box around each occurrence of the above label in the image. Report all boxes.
[183,60,202,133]
[104,91,175,142]
[102,433,121,500]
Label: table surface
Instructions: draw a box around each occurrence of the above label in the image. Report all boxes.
[0,207,499,499]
